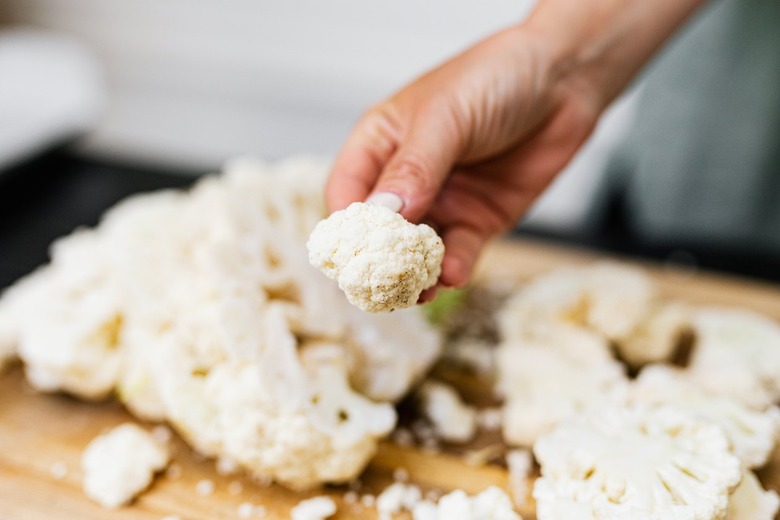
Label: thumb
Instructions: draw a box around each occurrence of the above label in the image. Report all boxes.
[366,114,461,223]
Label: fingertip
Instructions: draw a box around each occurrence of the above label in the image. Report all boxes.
[439,254,471,288]
[418,287,438,304]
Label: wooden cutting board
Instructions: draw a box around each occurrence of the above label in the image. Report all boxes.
[1,238,779,520]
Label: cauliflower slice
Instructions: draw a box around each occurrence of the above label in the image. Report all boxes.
[533,404,742,520]
[497,335,627,447]
[499,263,688,367]
[307,202,444,313]
[727,470,779,520]
[630,365,780,468]
[412,487,522,520]
[81,423,170,508]
[418,381,477,444]
[688,308,780,408]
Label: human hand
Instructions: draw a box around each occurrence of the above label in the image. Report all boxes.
[326,0,703,295]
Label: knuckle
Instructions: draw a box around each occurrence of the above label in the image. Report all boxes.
[390,153,437,193]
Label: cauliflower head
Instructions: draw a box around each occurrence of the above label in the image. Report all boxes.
[533,404,742,520]
[0,157,442,490]
[413,487,522,520]
[307,202,444,313]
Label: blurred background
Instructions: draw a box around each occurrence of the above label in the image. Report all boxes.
[1,0,779,287]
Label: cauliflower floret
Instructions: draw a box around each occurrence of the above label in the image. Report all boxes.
[688,308,780,409]
[418,381,477,444]
[3,231,122,399]
[377,482,423,519]
[630,365,780,468]
[307,202,444,313]
[533,404,742,520]
[81,423,170,508]
[290,496,337,520]
[412,487,522,520]
[727,470,779,520]
[497,336,627,447]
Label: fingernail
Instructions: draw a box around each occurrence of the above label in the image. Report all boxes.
[366,192,404,213]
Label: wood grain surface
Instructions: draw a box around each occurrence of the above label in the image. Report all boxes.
[1,238,779,519]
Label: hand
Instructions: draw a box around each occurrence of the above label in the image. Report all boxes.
[327,27,600,292]
[326,0,703,293]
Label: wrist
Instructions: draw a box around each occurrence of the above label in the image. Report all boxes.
[518,0,707,109]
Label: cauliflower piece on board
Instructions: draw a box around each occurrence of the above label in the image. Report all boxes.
[688,308,780,409]
[418,381,477,444]
[497,336,627,447]
[290,496,337,520]
[630,365,780,468]
[506,449,533,508]
[499,263,687,367]
[533,404,742,520]
[376,482,423,519]
[81,423,170,508]
[307,202,444,313]
[0,157,442,490]
[727,470,779,520]
[412,486,522,520]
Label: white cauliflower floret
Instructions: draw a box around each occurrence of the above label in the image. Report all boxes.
[727,470,779,520]
[630,365,780,468]
[533,404,742,520]
[290,496,337,520]
[688,308,780,409]
[3,231,122,399]
[81,423,170,508]
[377,482,423,519]
[412,487,522,520]
[418,381,477,444]
[497,336,627,447]
[0,157,441,491]
[307,202,444,313]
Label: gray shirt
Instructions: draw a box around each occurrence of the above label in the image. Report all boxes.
[603,0,780,255]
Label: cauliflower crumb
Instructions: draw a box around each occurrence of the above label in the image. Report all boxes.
[533,404,742,520]
[307,202,444,313]
[49,461,68,480]
[81,423,170,508]
[506,449,533,508]
[376,482,423,519]
[412,487,521,520]
[290,496,337,520]
[418,381,477,444]
[727,470,779,520]
[195,479,215,496]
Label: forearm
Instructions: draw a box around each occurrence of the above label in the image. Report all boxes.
[523,0,707,108]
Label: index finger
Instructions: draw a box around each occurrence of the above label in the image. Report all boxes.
[325,110,400,213]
